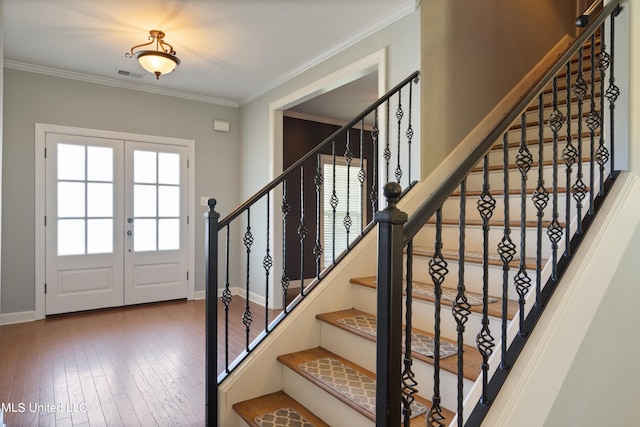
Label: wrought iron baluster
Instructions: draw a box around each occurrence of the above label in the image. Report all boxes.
[586,33,600,215]
[498,133,515,370]
[477,155,496,405]
[384,101,391,182]
[548,77,566,281]
[298,167,307,296]
[344,132,353,249]
[358,121,366,235]
[407,81,414,185]
[562,61,577,257]
[572,45,588,234]
[596,22,611,195]
[371,110,380,214]
[330,142,338,264]
[263,196,272,330]
[427,208,448,427]
[223,224,232,371]
[515,112,532,335]
[243,208,254,350]
[402,241,417,426]
[395,90,403,184]
[314,155,323,278]
[605,6,622,177]
[533,93,549,306]
[281,181,291,312]
[453,179,470,426]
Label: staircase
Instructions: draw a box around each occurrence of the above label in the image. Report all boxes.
[211,2,624,426]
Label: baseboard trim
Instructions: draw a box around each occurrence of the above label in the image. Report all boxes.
[0,310,36,326]
[194,290,206,300]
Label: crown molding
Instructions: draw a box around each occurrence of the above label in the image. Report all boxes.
[239,1,417,106]
[4,60,239,108]
[283,110,373,131]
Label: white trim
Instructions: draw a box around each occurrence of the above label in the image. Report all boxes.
[34,123,196,320]
[5,60,238,108]
[0,310,36,326]
[283,110,374,131]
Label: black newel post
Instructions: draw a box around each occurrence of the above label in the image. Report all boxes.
[205,199,220,427]
[375,182,407,426]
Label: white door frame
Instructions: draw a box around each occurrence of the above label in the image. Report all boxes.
[35,123,196,320]
[266,48,387,309]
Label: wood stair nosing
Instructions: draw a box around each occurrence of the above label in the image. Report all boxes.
[427,216,567,229]
[233,391,330,427]
[349,276,519,321]
[411,245,541,272]
[470,156,592,173]
[508,110,603,132]
[490,132,600,151]
[277,347,455,426]
[524,89,602,113]
[316,308,482,382]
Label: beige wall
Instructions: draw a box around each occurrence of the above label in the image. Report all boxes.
[2,69,240,314]
[420,0,575,175]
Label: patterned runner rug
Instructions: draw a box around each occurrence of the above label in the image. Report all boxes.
[255,407,314,427]
[413,282,497,306]
[337,314,458,359]
[298,357,427,419]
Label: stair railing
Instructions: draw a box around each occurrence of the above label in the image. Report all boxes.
[205,71,420,425]
[375,1,622,426]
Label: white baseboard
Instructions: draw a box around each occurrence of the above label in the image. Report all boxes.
[0,310,36,326]
[193,290,206,300]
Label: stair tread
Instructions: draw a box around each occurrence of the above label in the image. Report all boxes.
[316,308,482,381]
[350,276,518,321]
[277,347,455,425]
[491,131,599,151]
[233,391,330,427]
[411,245,541,271]
[427,217,567,229]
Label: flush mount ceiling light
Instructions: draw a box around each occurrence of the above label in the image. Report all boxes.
[126,30,180,79]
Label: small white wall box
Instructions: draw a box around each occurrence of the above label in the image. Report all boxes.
[214,120,230,132]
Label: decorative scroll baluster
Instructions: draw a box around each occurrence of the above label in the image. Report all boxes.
[402,241,417,427]
[427,208,448,427]
[243,208,254,350]
[344,132,353,249]
[395,90,404,184]
[314,155,323,278]
[263,196,273,330]
[515,112,533,335]
[605,6,622,176]
[281,182,291,311]
[548,77,566,281]
[453,179,470,426]
[533,94,549,306]
[358,122,366,236]
[572,47,588,234]
[596,22,611,195]
[586,33,601,215]
[371,112,380,214]
[477,155,496,405]
[407,81,415,184]
[563,61,577,257]
[497,134,515,369]
[298,167,307,296]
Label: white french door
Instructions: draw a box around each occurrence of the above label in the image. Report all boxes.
[45,133,188,315]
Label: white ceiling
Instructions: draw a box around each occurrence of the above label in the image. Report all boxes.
[3,0,415,107]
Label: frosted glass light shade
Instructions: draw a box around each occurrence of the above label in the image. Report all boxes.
[135,51,180,78]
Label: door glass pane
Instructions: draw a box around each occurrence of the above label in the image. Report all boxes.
[158,153,180,185]
[158,219,179,250]
[134,219,157,252]
[87,146,113,181]
[87,219,113,254]
[58,182,85,217]
[158,186,179,217]
[134,151,157,184]
[134,185,157,217]
[87,183,113,217]
[58,219,85,255]
[58,144,85,180]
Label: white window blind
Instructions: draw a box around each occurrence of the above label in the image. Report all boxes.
[322,156,366,268]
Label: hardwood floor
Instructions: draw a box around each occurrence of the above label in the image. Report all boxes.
[0,298,280,427]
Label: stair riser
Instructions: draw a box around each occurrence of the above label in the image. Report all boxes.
[281,366,373,427]
[415,223,559,261]
[318,322,473,411]
[353,285,507,346]
[505,113,604,141]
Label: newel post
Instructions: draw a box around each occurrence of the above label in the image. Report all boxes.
[204,199,220,427]
[375,182,407,426]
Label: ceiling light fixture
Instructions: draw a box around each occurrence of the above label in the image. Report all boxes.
[126,30,180,79]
